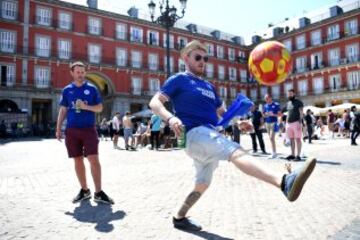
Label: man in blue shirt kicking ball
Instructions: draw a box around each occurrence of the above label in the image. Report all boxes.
[149,40,316,231]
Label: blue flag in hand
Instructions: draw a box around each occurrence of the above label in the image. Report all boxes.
[217,94,254,127]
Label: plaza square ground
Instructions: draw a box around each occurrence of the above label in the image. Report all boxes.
[0,134,359,240]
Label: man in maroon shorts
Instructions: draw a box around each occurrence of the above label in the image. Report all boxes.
[56,61,114,204]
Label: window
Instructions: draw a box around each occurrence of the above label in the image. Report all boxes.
[0,64,15,87]
[216,45,224,59]
[131,77,142,95]
[58,11,71,30]
[310,52,323,70]
[230,87,237,99]
[295,56,307,73]
[346,44,359,63]
[35,66,50,88]
[218,86,227,99]
[178,58,185,72]
[130,26,143,43]
[218,65,225,80]
[250,89,257,100]
[311,30,321,46]
[35,35,51,57]
[347,71,360,90]
[36,6,51,26]
[58,39,71,59]
[284,82,294,94]
[0,30,15,53]
[229,67,237,81]
[148,53,158,71]
[88,44,101,64]
[116,48,127,66]
[297,79,308,96]
[205,43,214,56]
[329,74,341,92]
[206,63,214,78]
[228,48,235,61]
[328,48,340,66]
[260,87,268,97]
[163,33,174,49]
[131,50,142,68]
[178,37,187,50]
[238,51,246,60]
[283,39,292,52]
[296,34,306,50]
[327,24,339,41]
[240,69,247,82]
[271,85,280,99]
[240,89,247,96]
[345,18,358,36]
[149,78,160,95]
[116,23,127,40]
[163,56,174,73]
[1,0,17,20]
[147,30,159,46]
[88,17,101,35]
[312,77,323,94]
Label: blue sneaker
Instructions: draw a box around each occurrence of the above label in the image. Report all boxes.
[282,158,316,202]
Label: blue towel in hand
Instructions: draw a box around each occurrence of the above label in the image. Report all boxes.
[217,94,254,127]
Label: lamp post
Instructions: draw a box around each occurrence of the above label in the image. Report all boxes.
[148,0,187,78]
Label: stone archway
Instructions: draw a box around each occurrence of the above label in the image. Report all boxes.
[0,99,20,113]
[86,72,115,120]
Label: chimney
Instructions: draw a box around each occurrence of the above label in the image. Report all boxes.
[211,30,221,40]
[330,6,343,17]
[252,35,261,45]
[299,17,311,28]
[87,0,98,9]
[272,27,284,37]
[186,24,197,33]
[127,7,139,18]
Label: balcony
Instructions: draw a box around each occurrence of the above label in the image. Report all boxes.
[87,25,103,36]
[57,20,73,31]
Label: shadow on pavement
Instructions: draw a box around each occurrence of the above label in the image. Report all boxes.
[64,200,126,232]
[177,229,234,240]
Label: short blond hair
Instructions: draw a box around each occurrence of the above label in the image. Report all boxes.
[70,61,86,71]
[180,40,207,59]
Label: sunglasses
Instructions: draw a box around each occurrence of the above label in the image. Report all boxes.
[194,54,209,62]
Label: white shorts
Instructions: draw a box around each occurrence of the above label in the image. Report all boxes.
[185,126,240,185]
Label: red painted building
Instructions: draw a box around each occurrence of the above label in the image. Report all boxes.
[0,0,359,131]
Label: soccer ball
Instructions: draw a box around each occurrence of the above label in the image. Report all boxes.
[248,41,292,86]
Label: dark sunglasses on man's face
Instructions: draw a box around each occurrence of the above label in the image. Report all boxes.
[194,54,209,62]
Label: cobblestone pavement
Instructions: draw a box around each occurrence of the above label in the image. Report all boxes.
[0,135,359,240]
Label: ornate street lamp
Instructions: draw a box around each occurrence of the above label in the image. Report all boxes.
[148,0,187,78]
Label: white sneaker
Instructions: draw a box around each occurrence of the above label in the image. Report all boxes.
[268,153,277,159]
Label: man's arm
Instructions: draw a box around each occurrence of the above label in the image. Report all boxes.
[56,106,68,141]
[79,101,103,113]
[216,105,226,118]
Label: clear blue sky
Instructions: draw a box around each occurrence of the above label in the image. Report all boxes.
[64,0,352,43]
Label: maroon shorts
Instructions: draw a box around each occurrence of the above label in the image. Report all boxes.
[65,127,99,158]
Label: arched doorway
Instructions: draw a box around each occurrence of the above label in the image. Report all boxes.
[0,99,20,113]
[86,72,115,121]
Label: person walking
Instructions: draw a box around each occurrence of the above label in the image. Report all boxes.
[122,111,135,150]
[150,113,162,150]
[112,112,121,149]
[55,61,114,204]
[304,110,314,143]
[249,105,267,155]
[263,94,280,158]
[350,106,360,145]
[149,40,316,231]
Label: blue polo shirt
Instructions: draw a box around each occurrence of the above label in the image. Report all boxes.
[160,72,222,132]
[151,114,161,131]
[59,81,102,128]
[263,102,280,123]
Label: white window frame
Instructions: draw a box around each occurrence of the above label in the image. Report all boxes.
[347,71,360,90]
[163,33,174,49]
[34,66,51,88]
[230,87,237,99]
[346,43,359,63]
[240,69,247,83]
[178,58,185,72]
[250,89,257,100]
[177,36,188,50]
[311,30,321,46]
[58,11,72,30]
[206,63,214,78]
[345,18,358,36]
[149,78,160,95]
[216,45,224,59]
[35,35,51,57]
[283,39,292,52]
[296,34,306,50]
[205,42,214,56]
[260,86,268,97]
[131,76,142,95]
[0,29,15,53]
[0,64,15,86]
[228,48,235,61]
[218,65,225,80]
[328,48,340,66]
[58,39,71,60]
[218,86,227,99]
[284,82,294,94]
[327,24,340,41]
[1,0,17,20]
[295,56,307,73]
[297,79,308,96]
[312,77,324,94]
[88,43,101,64]
[148,53,158,71]
[329,74,341,92]
[271,85,280,99]
[36,6,52,26]
[130,26,143,43]
[163,56,174,73]
[116,48,127,67]
[229,67,237,81]
[88,16,101,35]
[131,50,142,68]
[147,30,159,46]
[116,23,127,40]
[310,52,323,70]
